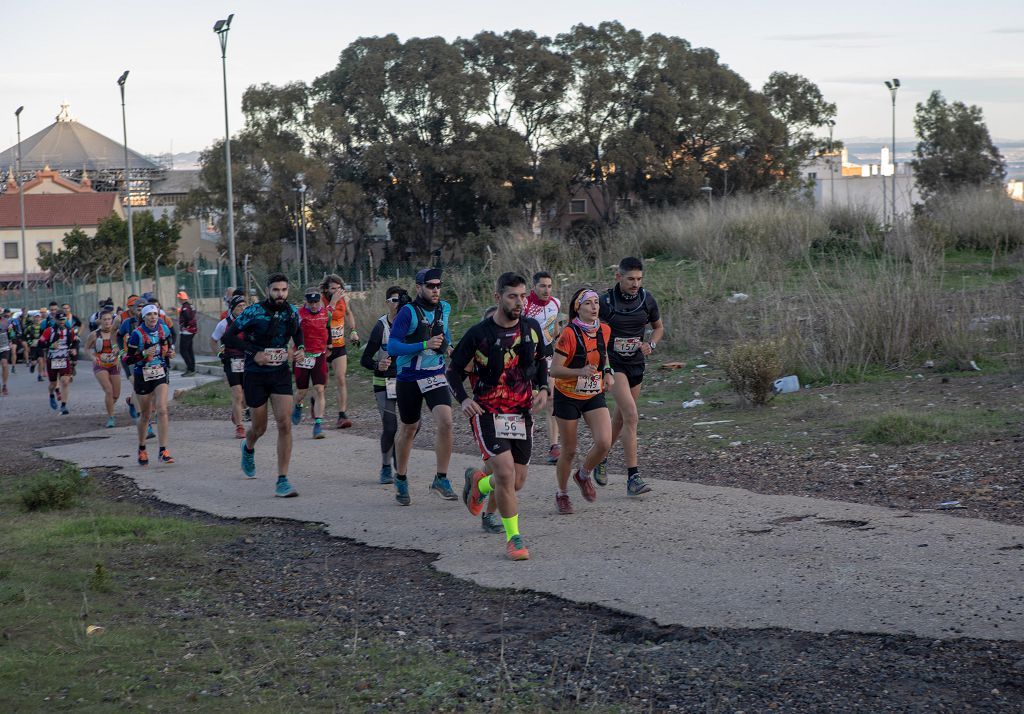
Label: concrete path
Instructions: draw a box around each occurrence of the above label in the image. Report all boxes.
[39,419,1024,642]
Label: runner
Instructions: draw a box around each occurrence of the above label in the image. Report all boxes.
[25,312,45,381]
[524,271,562,464]
[6,307,24,374]
[124,304,176,465]
[385,267,455,506]
[550,287,614,514]
[85,310,122,427]
[176,291,198,376]
[0,310,12,395]
[595,256,664,496]
[37,310,79,414]
[40,302,59,331]
[449,272,548,561]
[321,274,359,429]
[474,305,505,533]
[223,273,305,497]
[292,286,340,439]
[117,297,147,428]
[210,295,248,438]
[358,286,408,484]
[60,303,83,332]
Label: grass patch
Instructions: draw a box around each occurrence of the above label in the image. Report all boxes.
[175,379,233,407]
[17,466,88,512]
[857,409,1009,446]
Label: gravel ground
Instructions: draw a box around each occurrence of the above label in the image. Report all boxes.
[7,400,1024,711]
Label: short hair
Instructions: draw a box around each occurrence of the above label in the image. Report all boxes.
[618,256,643,273]
[532,271,552,285]
[496,272,527,294]
[482,305,498,319]
[49,301,59,308]
[266,272,289,286]
[320,274,343,292]
[385,285,406,299]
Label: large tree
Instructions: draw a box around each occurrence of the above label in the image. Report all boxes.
[911,90,1006,199]
[41,213,180,279]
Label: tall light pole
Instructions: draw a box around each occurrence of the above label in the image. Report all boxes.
[884,78,900,223]
[297,184,308,287]
[14,107,28,296]
[214,14,238,289]
[826,118,836,207]
[117,71,138,294]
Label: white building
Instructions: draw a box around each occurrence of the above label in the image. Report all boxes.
[802,148,920,222]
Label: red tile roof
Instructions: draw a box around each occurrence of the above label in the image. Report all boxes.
[0,193,118,229]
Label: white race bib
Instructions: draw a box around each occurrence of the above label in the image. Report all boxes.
[494,413,527,440]
[416,374,448,393]
[230,357,245,373]
[330,326,344,340]
[296,353,317,369]
[143,364,166,381]
[576,373,602,394]
[613,336,642,355]
[98,352,114,364]
[50,358,68,370]
[385,377,397,399]
[263,348,287,365]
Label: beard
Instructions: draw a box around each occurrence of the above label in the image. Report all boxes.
[502,305,521,321]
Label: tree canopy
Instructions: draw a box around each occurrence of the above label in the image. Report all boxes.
[40,213,181,279]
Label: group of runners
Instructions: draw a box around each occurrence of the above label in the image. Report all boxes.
[198,257,661,561]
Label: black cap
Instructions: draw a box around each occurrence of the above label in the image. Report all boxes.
[415,267,442,285]
[228,295,247,311]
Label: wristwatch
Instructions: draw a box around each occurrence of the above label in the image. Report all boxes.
[648,341,657,351]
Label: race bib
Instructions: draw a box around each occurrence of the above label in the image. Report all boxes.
[385,377,397,399]
[416,374,448,393]
[230,357,245,373]
[263,348,287,366]
[99,352,114,363]
[330,326,344,340]
[143,364,166,381]
[613,336,642,355]
[50,358,68,370]
[576,373,602,394]
[494,413,527,440]
[296,353,317,369]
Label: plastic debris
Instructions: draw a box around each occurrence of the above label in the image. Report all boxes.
[694,420,734,426]
[726,292,749,303]
[86,625,106,636]
[937,500,966,510]
[682,399,705,408]
[772,375,800,394]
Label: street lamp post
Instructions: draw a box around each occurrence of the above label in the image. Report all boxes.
[884,78,900,224]
[14,107,28,297]
[214,14,238,290]
[826,119,836,207]
[297,184,308,287]
[117,71,138,295]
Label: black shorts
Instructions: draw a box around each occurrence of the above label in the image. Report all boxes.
[610,360,645,388]
[222,358,245,387]
[0,348,10,363]
[30,345,45,360]
[243,367,293,408]
[327,345,347,362]
[552,391,607,420]
[396,377,451,425]
[134,372,169,396]
[470,412,533,465]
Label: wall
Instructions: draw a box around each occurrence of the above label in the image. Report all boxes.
[0,225,84,275]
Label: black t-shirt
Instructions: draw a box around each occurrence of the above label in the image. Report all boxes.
[599,286,660,367]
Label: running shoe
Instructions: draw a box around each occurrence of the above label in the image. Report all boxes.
[555,491,574,515]
[481,512,503,534]
[244,408,251,422]
[37,374,43,382]
[159,449,175,464]
[312,422,324,439]
[275,477,298,498]
[29,363,34,373]
[593,458,608,487]
[9,366,13,374]
[291,403,303,425]
[506,535,530,561]
[379,464,393,484]
[182,370,195,377]
[241,442,256,479]
[235,424,246,439]
[146,424,156,440]
[462,468,487,516]
[547,443,560,464]
[336,414,353,429]
[429,476,457,501]
[60,406,69,415]
[105,416,115,428]
[572,469,597,502]
[394,478,410,506]
[49,394,58,410]
[127,397,138,420]
[137,447,149,466]
[627,474,652,497]
[1,385,7,396]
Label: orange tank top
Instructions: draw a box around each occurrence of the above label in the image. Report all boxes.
[327,298,348,347]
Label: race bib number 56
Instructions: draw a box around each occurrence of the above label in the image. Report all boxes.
[494,413,527,440]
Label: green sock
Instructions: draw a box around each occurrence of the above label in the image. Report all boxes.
[478,475,493,496]
[501,514,519,542]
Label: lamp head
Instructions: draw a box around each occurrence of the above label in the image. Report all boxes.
[214,14,233,33]
[15,106,23,117]
[884,80,893,90]
[893,78,901,89]
[117,71,129,87]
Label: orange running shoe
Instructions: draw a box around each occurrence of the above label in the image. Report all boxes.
[462,468,487,517]
[159,449,175,464]
[137,447,149,466]
[506,535,530,561]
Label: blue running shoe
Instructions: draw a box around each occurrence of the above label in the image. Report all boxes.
[312,421,324,439]
[60,406,69,415]
[105,416,116,428]
[275,476,298,498]
[127,397,138,420]
[429,476,457,501]
[291,403,303,426]
[379,464,393,484]
[241,442,256,479]
[146,424,156,440]
[49,394,58,410]
[593,458,608,487]
[394,478,410,506]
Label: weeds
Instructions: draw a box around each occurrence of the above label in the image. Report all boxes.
[18,466,87,512]
[721,340,782,405]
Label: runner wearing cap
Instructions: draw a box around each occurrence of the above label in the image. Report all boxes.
[125,304,176,464]
[37,311,80,414]
[223,272,305,497]
[177,291,198,376]
[292,286,340,439]
[385,267,455,505]
[210,295,248,438]
[85,310,122,427]
[321,274,359,429]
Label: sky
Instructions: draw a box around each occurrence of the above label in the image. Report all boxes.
[3,0,1023,156]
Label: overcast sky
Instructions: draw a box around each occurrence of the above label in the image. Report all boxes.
[3,0,1022,155]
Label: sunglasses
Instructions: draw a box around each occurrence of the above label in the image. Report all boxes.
[423,282,443,289]
[386,296,401,303]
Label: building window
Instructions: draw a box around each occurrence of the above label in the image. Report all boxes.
[4,242,18,260]
[569,199,586,214]
[38,241,53,255]
[807,172,817,180]
[616,197,633,212]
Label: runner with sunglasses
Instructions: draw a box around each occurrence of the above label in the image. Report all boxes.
[124,304,176,464]
[292,286,341,439]
[38,311,79,414]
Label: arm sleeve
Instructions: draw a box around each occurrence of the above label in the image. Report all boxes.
[443,303,453,345]
[529,321,549,387]
[125,330,145,365]
[445,325,477,404]
[386,306,424,356]
[69,329,80,351]
[222,311,250,353]
[360,321,385,372]
[38,328,50,348]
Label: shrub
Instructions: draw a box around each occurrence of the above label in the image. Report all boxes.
[19,467,88,512]
[721,339,782,405]
[916,187,1024,252]
[858,411,960,446]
